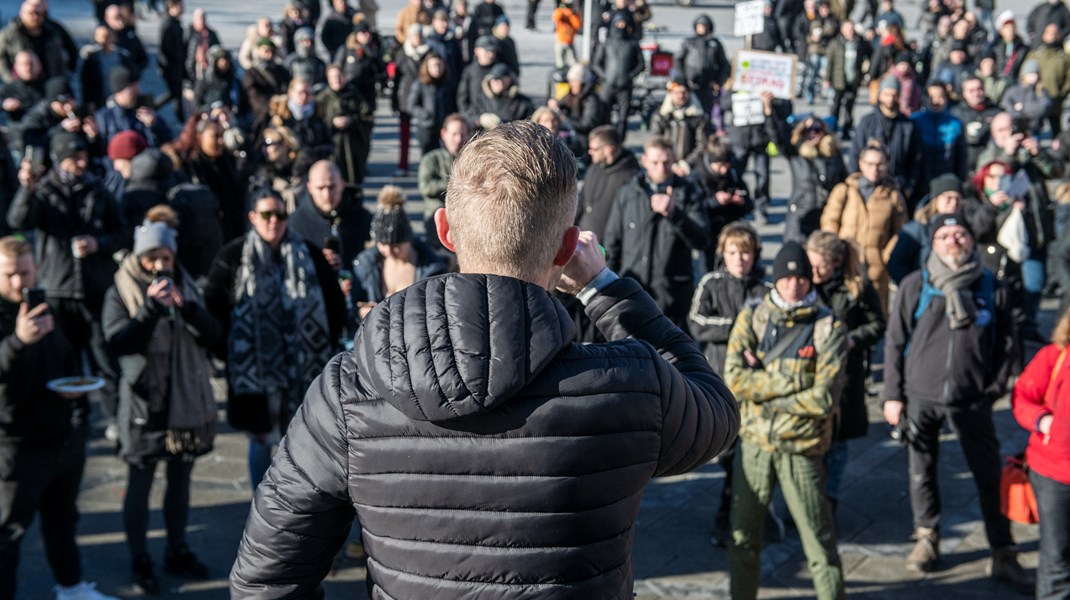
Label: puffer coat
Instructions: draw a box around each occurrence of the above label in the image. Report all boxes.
[230,274,739,598]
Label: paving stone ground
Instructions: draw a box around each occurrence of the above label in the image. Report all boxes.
[13,0,1054,597]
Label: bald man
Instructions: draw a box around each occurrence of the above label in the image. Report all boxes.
[287,160,373,270]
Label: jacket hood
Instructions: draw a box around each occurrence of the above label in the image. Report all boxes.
[352,274,576,422]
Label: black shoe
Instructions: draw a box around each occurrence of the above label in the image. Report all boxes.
[132,553,160,594]
[164,545,210,580]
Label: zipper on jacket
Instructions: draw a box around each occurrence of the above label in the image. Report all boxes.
[942,332,954,403]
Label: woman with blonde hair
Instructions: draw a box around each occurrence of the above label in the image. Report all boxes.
[806,230,885,510]
[1012,306,1070,599]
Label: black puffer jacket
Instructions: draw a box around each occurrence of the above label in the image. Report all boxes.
[768,118,848,243]
[230,274,739,598]
[577,151,640,240]
[688,267,769,371]
[677,28,731,88]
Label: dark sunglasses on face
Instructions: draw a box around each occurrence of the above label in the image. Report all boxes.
[258,210,288,221]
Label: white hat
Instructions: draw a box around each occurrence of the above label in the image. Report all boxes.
[996,10,1015,29]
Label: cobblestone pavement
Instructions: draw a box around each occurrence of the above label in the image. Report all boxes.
[13,0,1053,597]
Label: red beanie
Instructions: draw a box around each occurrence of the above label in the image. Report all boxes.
[107,130,148,161]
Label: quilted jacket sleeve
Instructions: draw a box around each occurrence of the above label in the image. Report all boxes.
[230,355,356,598]
[586,277,739,477]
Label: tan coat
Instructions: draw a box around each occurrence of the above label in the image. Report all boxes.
[820,173,908,313]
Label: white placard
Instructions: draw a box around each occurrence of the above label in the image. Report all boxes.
[731,49,798,100]
[732,93,766,127]
[734,0,766,37]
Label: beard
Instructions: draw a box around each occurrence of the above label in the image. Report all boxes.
[936,247,971,268]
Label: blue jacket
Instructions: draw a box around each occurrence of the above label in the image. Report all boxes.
[94,100,174,148]
[910,109,968,183]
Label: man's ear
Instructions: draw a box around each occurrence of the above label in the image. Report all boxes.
[434,207,456,252]
[552,226,580,267]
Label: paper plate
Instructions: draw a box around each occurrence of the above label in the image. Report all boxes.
[46,376,106,394]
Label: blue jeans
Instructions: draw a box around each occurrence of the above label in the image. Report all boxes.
[807,55,827,103]
[1031,470,1070,600]
[826,440,849,500]
[247,435,275,491]
[1024,254,1047,335]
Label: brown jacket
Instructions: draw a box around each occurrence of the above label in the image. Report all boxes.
[820,173,908,313]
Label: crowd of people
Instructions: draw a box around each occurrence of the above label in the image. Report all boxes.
[0,0,1068,597]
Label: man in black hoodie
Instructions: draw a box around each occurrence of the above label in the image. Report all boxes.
[0,237,115,598]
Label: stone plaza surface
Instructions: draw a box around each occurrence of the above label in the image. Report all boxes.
[11,0,1054,596]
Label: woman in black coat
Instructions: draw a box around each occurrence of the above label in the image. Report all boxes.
[805,231,885,510]
[175,115,247,242]
[768,112,847,243]
[407,53,457,154]
[102,219,221,593]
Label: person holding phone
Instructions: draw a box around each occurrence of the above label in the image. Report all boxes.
[0,237,118,600]
[102,221,220,593]
[288,160,372,271]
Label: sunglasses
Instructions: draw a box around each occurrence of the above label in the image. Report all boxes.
[257,210,288,221]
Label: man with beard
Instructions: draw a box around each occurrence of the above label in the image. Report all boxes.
[951,76,1000,172]
[577,126,639,241]
[418,114,469,250]
[849,75,921,206]
[883,214,1032,593]
[285,27,326,89]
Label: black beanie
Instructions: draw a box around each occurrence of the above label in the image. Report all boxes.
[928,173,962,198]
[929,212,973,241]
[372,207,413,245]
[51,131,87,163]
[772,241,812,282]
[109,66,137,93]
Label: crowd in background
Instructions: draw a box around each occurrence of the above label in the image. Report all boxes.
[0,0,1069,597]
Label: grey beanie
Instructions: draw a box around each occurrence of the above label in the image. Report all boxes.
[134,221,178,257]
[1022,59,1040,76]
[880,74,901,93]
[294,26,314,42]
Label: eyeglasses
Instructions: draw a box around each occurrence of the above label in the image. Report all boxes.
[257,210,288,221]
[588,144,606,152]
[934,231,969,243]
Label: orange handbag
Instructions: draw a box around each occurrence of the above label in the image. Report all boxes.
[1000,454,1038,525]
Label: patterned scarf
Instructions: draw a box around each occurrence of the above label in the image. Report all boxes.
[228,230,332,424]
[114,255,217,455]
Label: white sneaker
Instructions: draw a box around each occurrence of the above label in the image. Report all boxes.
[54,581,119,600]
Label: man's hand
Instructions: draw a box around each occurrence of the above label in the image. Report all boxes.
[1022,136,1040,157]
[760,91,774,115]
[17,160,37,190]
[556,230,606,295]
[883,400,904,426]
[332,115,351,129]
[743,350,761,368]
[71,235,99,257]
[147,278,174,308]
[60,116,81,132]
[1039,414,1053,435]
[15,302,53,345]
[715,190,732,206]
[650,187,674,217]
[2,98,21,112]
[322,248,341,271]
[136,106,157,128]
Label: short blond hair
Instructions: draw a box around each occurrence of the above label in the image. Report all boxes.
[446,121,577,281]
[0,236,31,260]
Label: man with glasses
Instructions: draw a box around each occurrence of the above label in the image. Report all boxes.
[883,213,1032,593]
[577,125,639,241]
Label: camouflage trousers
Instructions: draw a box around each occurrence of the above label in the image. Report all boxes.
[729,441,845,600]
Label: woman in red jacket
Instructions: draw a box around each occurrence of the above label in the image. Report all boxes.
[1012,306,1070,600]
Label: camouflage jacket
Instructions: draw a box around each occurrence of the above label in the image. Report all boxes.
[724,294,847,456]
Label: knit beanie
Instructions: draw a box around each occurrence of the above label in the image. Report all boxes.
[372,185,413,245]
[772,241,812,282]
[109,66,137,92]
[133,220,178,256]
[928,173,961,199]
[880,74,901,93]
[51,131,87,163]
[929,212,973,241]
[107,130,148,161]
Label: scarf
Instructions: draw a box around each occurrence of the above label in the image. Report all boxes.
[925,250,983,330]
[288,97,315,121]
[114,255,217,455]
[228,230,332,426]
[770,288,818,310]
[857,176,877,202]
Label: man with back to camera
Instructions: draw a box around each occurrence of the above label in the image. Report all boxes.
[230,120,740,598]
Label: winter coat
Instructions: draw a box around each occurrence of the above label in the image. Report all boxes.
[0,78,42,133]
[0,299,83,446]
[417,147,454,219]
[591,33,644,91]
[183,27,221,82]
[1014,344,1070,485]
[677,33,730,88]
[79,46,134,112]
[229,274,739,599]
[650,96,710,168]
[0,16,75,82]
[114,26,148,74]
[102,269,222,463]
[1028,1,1070,43]
[287,190,374,269]
[884,266,1017,406]
[157,15,186,87]
[350,239,448,306]
[94,100,173,148]
[951,100,1001,170]
[688,160,753,258]
[1025,44,1070,102]
[334,43,384,104]
[285,53,327,89]
[815,274,884,440]
[267,95,332,151]
[911,109,969,184]
[769,119,848,243]
[455,62,492,117]
[427,32,463,80]
[465,77,535,130]
[999,84,1053,132]
[975,143,1061,249]
[320,9,356,60]
[989,36,1028,81]
[577,151,640,240]
[688,267,769,371]
[184,152,246,242]
[724,94,793,150]
[826,35,872,91]
[495,35,520,77]
[558,84,608,147]
[725,293,847,456]
[886,220,933,284]
[392,42,429,116]
[821,173,909,311]
[6,170,123,308]
[751,16,783,52]
[407,78,458,135]
[243,62,292,124]
[849,110,921,199]
[603,174,710,323]
[195,60,247,114]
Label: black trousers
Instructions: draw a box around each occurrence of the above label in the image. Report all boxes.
[0,431,87,598]
[906,400,1013,549]
[731,144,771,211]
[600,85,633,141]
[831,87,858,134]
[52,297,118,420]
[123,457,195,559]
